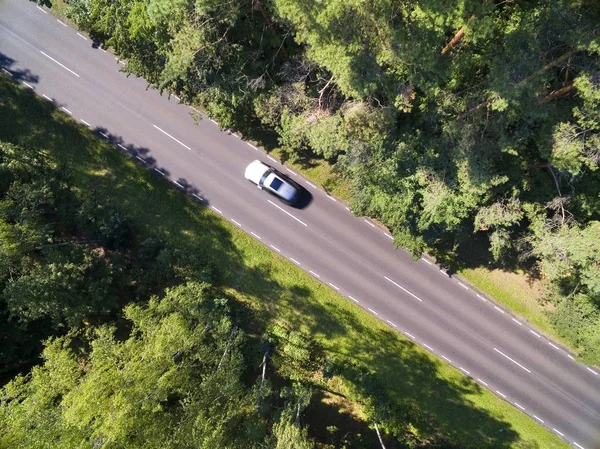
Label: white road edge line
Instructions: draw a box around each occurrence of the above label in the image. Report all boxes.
[80,119,91,127]
[384,276,423,302]
[1,68,12,76]
[421,258,433,265]
[250,232,262,240]
[552,428,564,437]
[267,155,277,163]
[496,390,507,399]
[328,283,340,291]
[477,378,488,386]
[327,195,337,202]
[286,168,297,176]
[423,343,434,351]
[22,81,33,89]
[364,219,376,228]
[290,258,301,266]
[533,415,544,423]
[152,124,191,150]
[209,118,218,125]
[440,270,450,277]
[568,354,575,360]
[61,106,72,115]
[56,19,68,27]
[248,143,259,151]
[192,194,204,202]
[267,200,308,227]
[40,51,80,77]
[305,180,317,189]
[586,367,599,375]
[154,168,165,176]
[548,342,560,350]
[231,219,243,227]
[459,367,470,375]
[42,94,52,101]
[404,331,415,340]
[386,320,397,328]
[99,132,109,138]
[77,32,88,41]
[458,281,469,290]
[494,306,505,314]
[211,206,222,214]
[117,144,128,151]
[514,402,525,411]
[173,181,184,188]
[136,156,145,163]
[269,244,281,253]
[442,355,452,363]
[309,270,320,278]
[573,442,585,449]
[367,308,379,316]
[493,348,532,373]
[476,293,487,302]
[512,318,522,326]
[348,296,359,303]
[171,94,180,100]
[530,330,541,338]
[36,5,48,13]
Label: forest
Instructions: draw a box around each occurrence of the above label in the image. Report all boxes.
[1,0,599,447]
[56,0,600,364]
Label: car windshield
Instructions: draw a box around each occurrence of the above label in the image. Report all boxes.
[269,177,283,191]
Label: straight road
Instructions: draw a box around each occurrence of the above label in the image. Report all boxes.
[0,1,598,447]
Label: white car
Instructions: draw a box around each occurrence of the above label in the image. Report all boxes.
[245,160,300,205]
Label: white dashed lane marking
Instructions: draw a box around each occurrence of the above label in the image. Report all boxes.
[367,308,379,316]
[267,155,277,163]
[309,270,321,278]
[459,367,470,375]
[99,132,108,138]
[154,168,165,176]
[477,378,488,386]
[250,232,262,240]
[173,181,184,189]
[586,367,598,376]
[384,276,423,302]
[267,200,308,227]
[286,168,297,176]
[552,428,564,437]
[211,206,222,214]
[117,144,127,151]
[512,318,522,326]
[514,402,525,411]
[42,94,52,101]
[152,124,191,150]
[80,119,91,127]
[530,330,541,338]
[77,32,88,41]
[476,294,487,302]
[22,81,33,89]
[192,194,204,202]
[421,258,433,265]
[40,51,80,77]
[348,296,359,304]
[248,143,259,151]
[36,5,48,13]
[231,219,243,228]
[423,343,434,351]
[533,415,544,423]
[328,283,340,291]
[496,390,507,399]
[290,258,301,266]
[364,219,376,228]
[404,331,416,340]
[442,355,452,363]
[136,156,145,163]
[1,68,12,75]
[458,281,469,290]
[494,306,505,314]
[493,348,532,373]
[269,244,281,253]
[56,19,67,27]
[305,180,317,189]
[386,320,397,328]
[61,106,72,115]
[574,442,585,449]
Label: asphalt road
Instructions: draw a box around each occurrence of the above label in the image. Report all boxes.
[1,1,599,447]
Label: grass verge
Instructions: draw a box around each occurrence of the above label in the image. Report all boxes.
[0,76,569,448]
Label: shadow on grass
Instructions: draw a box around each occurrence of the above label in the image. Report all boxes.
[0,73,536,449]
